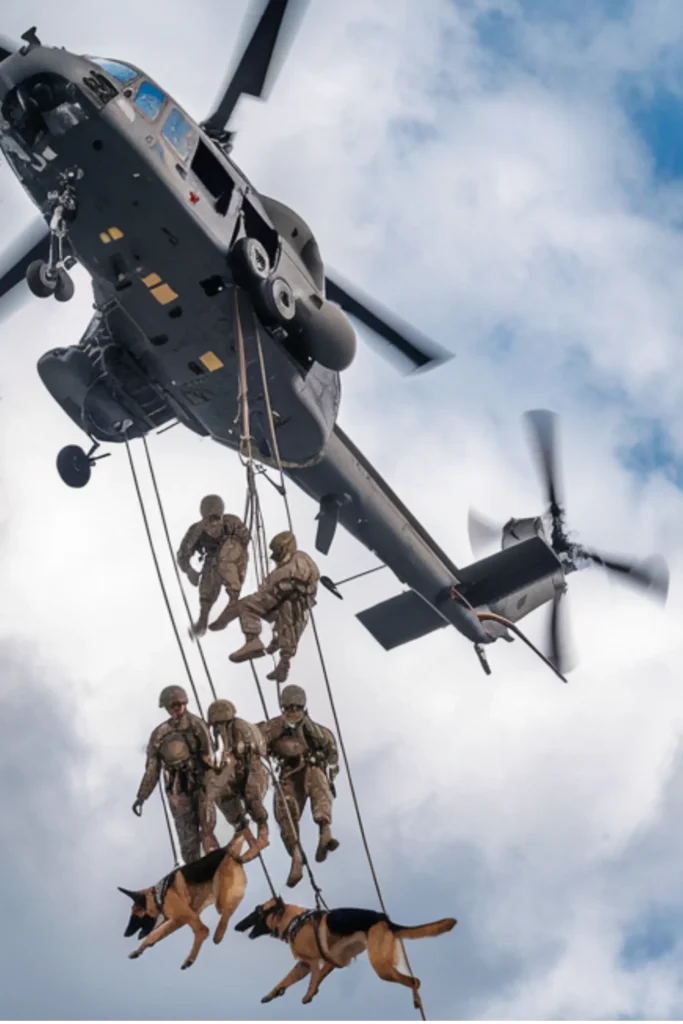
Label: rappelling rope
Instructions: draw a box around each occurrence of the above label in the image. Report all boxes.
[233,291,329,909]
[124,436,206,719]
[158,778,181,868]
[127,433,279,898]
[140,436,218,701]
[245,314,426,1018]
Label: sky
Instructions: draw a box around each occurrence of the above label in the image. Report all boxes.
[3,0,683,1019]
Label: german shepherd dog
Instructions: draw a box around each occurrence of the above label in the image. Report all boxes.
[235,897,456,1007]
[119,845,247,970]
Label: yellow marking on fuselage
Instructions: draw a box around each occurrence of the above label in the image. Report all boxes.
[99,232,111,244]
[199,351,224,372]
[150,283,179,305]
[142,272,162,288]
[108,227,124,240]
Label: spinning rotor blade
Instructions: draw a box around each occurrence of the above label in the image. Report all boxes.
[467,508,502,558]
[325,273,453,374]
[203,0,308,134]
[0,34,19,62]
[580,549,670,602]
[0,215,50,318]
[524,409,563,518]
[547,590,576,677]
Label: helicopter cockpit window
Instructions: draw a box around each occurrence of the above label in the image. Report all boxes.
[134,81,165,121]
[161,108,196,162]
[90,59,138,85]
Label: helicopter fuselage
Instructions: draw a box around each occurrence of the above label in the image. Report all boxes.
[0,44,566,659]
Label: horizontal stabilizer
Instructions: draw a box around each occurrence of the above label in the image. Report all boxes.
[356,590,447,651]
[457,536,561,608]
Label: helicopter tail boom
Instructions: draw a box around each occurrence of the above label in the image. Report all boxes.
[356,537,561,652]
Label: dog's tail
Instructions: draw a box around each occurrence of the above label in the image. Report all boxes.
[389,917,457,940]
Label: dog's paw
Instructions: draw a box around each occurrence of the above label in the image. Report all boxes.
[181,959,195,971]
[128,951,142,960]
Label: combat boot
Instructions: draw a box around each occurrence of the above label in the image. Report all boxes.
[266,656,290,683]
[315,824,340,863]
[286,844,304,888]
[227,829,247,859]
[240,823,269,864]
[229,636,266,663]
[208,599,242,632]
[265,634,279,655]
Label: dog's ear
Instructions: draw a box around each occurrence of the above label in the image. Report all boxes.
[118,886,146,910]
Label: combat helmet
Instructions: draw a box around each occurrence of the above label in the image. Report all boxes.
[159,685,188,709]
[200,494,225,518]
[270,530,296,564]
[280,684,306,709]
[207,699,237,725]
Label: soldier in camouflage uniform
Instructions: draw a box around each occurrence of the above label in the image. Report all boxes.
[202,699,270,864]
[132,685,214,864]
[258,684,339,888]
[209,531,319,684]
[176,494,250,638]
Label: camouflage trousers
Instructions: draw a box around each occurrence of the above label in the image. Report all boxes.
[239,589,311,658]
[199,540,248,604]
[203,760,269,834]
[167,790,204,864]
[274,766,332,853]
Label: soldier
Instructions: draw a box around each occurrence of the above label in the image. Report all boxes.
[132,685,214,864]
[258,684,339,888]
[202,699,270,864]
[209,530,319,684]
[176,494,250,638]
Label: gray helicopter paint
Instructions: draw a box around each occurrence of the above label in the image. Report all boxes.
[0,20,566,659]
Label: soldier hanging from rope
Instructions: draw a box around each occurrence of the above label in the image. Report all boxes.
[209,530,319,684]
[176,494,250,638]
[202,699,270,864]
[258,684,339,888]
[132,686,215,864]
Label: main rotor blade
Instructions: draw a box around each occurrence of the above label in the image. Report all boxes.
[0,215,50,323]
[581,549,670,602]
[324,273,453,374]
[0,34,19,62]
[203,0,308,134]
[524,409,563,513]
[467,508,502,558]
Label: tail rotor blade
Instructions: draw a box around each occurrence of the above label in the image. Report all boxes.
[524,409,562,515]
[0,35,19,62]
[548,589,576,677]
[581,549,669,602]
[467,508,502,557]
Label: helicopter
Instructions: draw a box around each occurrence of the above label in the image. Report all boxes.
[0,2,665,679]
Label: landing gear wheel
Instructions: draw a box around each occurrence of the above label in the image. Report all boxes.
[230,236,271,286]
[260,276,296,322]
[56,445,92,488]
[26,259,57,299]
[54,267,75,303]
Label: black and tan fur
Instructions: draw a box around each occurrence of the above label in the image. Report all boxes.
[235,897,456,1007]
[119,843,247,970]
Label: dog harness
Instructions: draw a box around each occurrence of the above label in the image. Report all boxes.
[281,908,321,942]
[153,874,173,915]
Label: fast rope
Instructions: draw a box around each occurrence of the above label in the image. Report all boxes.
[233,292,329,910]
[125,436,206,720]
[158,778,181,868]
[241,305,427,1017]
[140,435,218,701]
[129,431,282,902]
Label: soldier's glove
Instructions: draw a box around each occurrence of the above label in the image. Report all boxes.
[186,567,200,587]
[132,800,144,817]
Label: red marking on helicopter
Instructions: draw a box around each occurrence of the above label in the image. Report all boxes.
[189,191,200,205]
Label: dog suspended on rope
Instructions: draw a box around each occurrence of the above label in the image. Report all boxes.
[235,897,456,1008]
[209,530,319,684]
[176,494,250,638]
[119,845,248,970]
